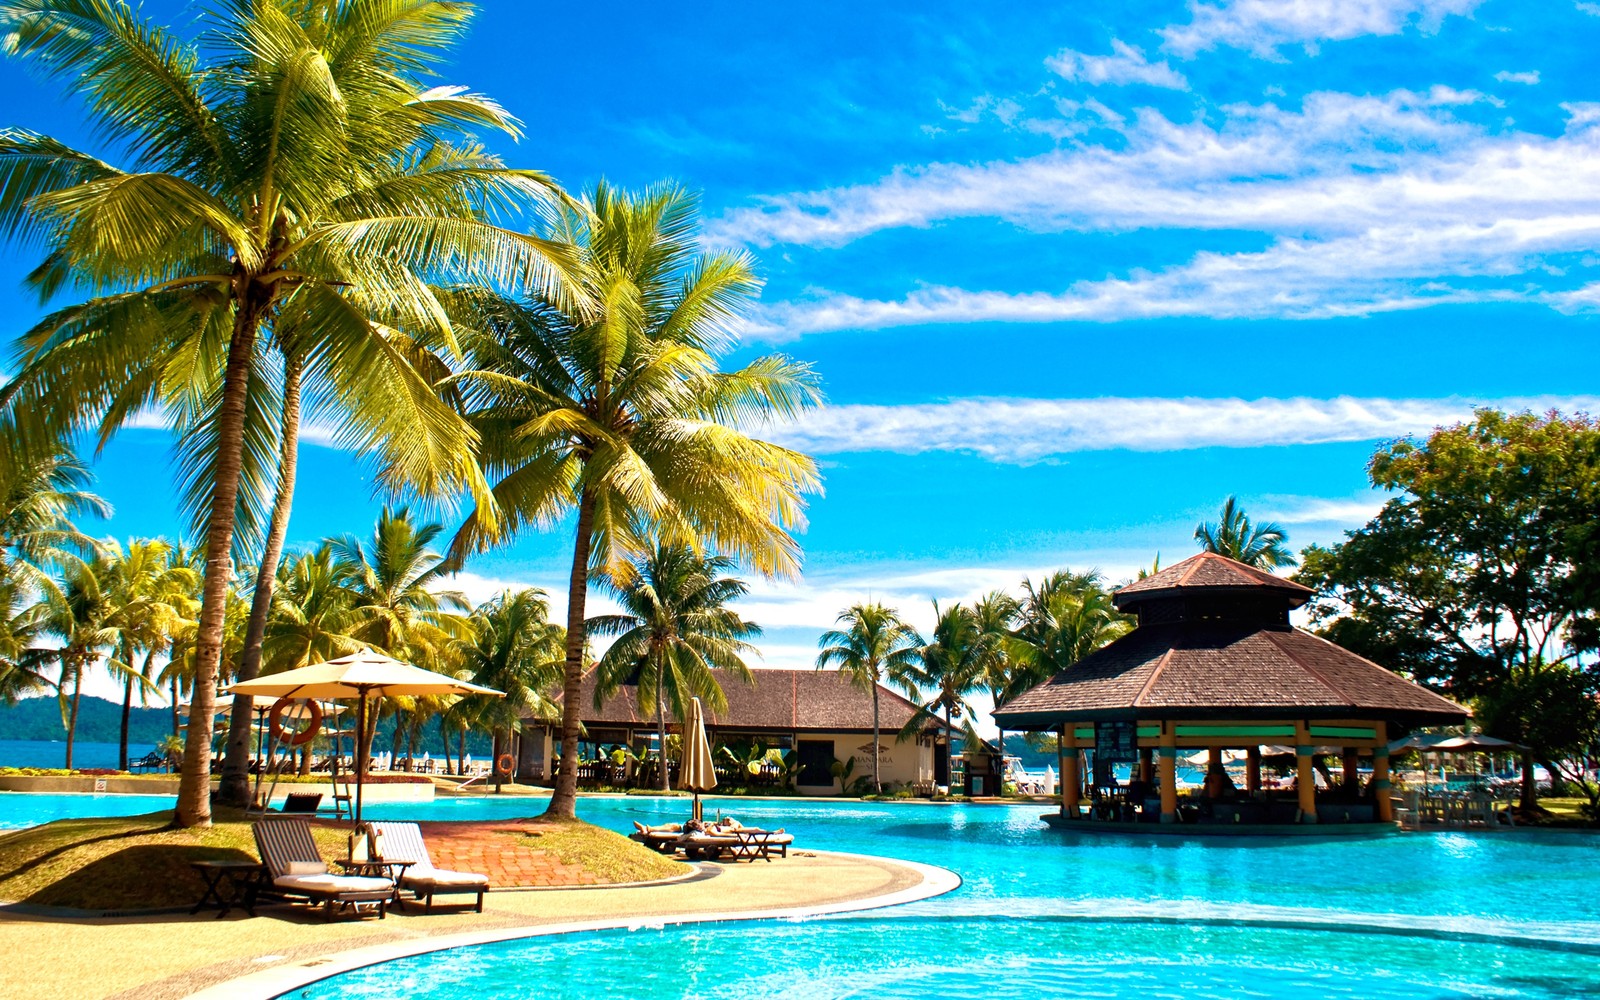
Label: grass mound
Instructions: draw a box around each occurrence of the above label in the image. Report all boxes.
[517,820,691,883]
[0,807,345,910]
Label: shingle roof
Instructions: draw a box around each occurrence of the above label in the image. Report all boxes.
[992,622,1468,728]
[539,667,947,734]
[1115,552,1313,610]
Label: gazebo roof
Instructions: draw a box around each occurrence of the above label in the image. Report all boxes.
[992,623,1468,728]
[1115,552,1313,610]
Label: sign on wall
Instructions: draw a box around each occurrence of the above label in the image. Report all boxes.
[1094,721,1139,763]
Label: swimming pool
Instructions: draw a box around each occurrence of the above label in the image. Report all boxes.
[6,792,1599,997]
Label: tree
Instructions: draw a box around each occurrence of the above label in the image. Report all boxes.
[41,550,118,768]
[816,603,921,795]
[331,507,469,775]
[0,430,109,597]
[260,546,360,672]
[1195,496,1295,569]
[1296,410,1600,810]
[591,545,760,791]
[0,571,53,703]
[448,182,822,819]
[0,0,575,826]
[899,601,993,752]
[103,538,197,769]
[458,589,565,790]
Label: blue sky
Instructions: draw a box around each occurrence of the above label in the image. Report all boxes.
[4,0,1599,705]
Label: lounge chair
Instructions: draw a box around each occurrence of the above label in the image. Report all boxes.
[630,821,686,852]
[251,818,394,920]
[367,821,489,913]
[280,792,323,814]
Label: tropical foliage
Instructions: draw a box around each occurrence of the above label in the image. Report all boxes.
[816,602,921,795]
[1195,496,1295,569]
[447,182,821,818]
[591,544,761,790]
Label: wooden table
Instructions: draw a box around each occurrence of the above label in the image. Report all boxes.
[188,860,264,918]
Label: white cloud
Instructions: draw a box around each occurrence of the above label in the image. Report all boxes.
[712,92,1600,251]
[1262,495,1388,526]
[1159,0,1484,58]
[1577,2,1600,15]
[770,395,1600,463]
[1046,39,1189,90]
[1493,70,1541,85]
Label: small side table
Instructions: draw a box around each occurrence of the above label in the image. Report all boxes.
[189,860,264,918]
[335,859,414,909]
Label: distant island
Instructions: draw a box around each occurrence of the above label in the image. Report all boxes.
[0,696,172,745]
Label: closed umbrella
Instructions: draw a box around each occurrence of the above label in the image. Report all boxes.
[680,696,718,823]
[225,648,501,824]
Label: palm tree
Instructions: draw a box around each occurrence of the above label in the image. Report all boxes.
[591,545,761,791]
[41,551,119,768]
[448,182,822,819]
[104,539,198,769]
[457,589,565,790]
[899,601,993,753]
[261,546,361,672]
[816,603,921,795]
[1195,496,1296,569]
[0,430,110,597]
[331,507,469,775]
[0,1,577,826]
[0,571,53,704]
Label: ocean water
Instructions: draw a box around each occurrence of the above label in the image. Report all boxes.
[0,739,157,770]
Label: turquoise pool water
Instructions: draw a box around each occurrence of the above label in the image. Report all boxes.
[6,792,1600,998]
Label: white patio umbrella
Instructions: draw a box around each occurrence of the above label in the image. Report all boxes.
[680,697,718,823]
[225,648,501,824]
[1044,765,1057,796]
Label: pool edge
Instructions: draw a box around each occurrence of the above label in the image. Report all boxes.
[177,850,962,1000]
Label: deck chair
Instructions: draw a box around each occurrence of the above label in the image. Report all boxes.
[279,792,323,814]
[367,821,489,913]
[252,818,394,920]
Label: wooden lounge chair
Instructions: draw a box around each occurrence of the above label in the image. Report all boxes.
[367,821,489,913]
[630,821,687,852]
[729,828,794,861]
[251,818,393,920]
[279,792,323,814]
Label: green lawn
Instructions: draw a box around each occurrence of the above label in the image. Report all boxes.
[518,820,690,883]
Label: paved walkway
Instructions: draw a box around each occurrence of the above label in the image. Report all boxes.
[408,820,599,887]
[0,850,952,1000]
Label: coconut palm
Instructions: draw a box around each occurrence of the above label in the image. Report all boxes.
[39,550,120,768]
[104,538,199,769]
[260,546,361,672]
[1014,572,1131,682]
[0,0,578,826]
[591,545,761,791]
[447,182,821,818]
[1195,496,1295,569]
[898,601,993,751]
[457,589,565,789]
[0,571,53,703]
[0,430,110,597]
[331,507,469,773]
[816,603,922,795]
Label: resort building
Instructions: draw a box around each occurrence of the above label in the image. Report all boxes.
[518,668,952,795]
[993,552,1469,831]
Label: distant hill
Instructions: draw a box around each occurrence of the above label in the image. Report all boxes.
[0,696,173,744]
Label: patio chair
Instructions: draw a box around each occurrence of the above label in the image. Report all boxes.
[367,821,490,913]
[279,792,323,814]
[251,818,394,920]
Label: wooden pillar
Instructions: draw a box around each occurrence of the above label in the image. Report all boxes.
[1294,720,1318,824]
[1139,747,1153,784]
[1061,726,1080,819]
[1373,721,1393,823]
[1158,723,1178,823]
[1246,746,1261,794]
[1343,747,1361,794]
[1207,746,1223,799]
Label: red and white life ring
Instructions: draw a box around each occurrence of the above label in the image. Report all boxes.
[268,697,323,747]
[497,753,515,775]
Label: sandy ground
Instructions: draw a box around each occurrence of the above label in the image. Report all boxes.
[0,850,937,1000]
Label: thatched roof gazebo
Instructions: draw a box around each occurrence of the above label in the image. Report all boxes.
[994,553,1468,832]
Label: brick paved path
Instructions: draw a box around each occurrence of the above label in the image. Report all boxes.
[409,821,600,889]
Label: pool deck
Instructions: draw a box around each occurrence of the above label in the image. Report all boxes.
[0,849,958,1000]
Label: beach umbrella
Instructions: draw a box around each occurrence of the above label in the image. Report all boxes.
[1044,765,1057,796]
[225,648,501,824]
[1430,734,1526,752]
[680,696,717,823]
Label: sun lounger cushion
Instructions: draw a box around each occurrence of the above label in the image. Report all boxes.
[406,869,488,888]
[285,860,328,875]
[274,873,392,893]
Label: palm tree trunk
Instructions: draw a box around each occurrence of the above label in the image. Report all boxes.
[120,671,134,771]
[871,681,881,795]
[176,299,264,827]
[545,488,596,820]
[457,727,466,776]
[65,658,83,770]
[656,663,670,792]
[170,677,180,739]
[220,351,302,807]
